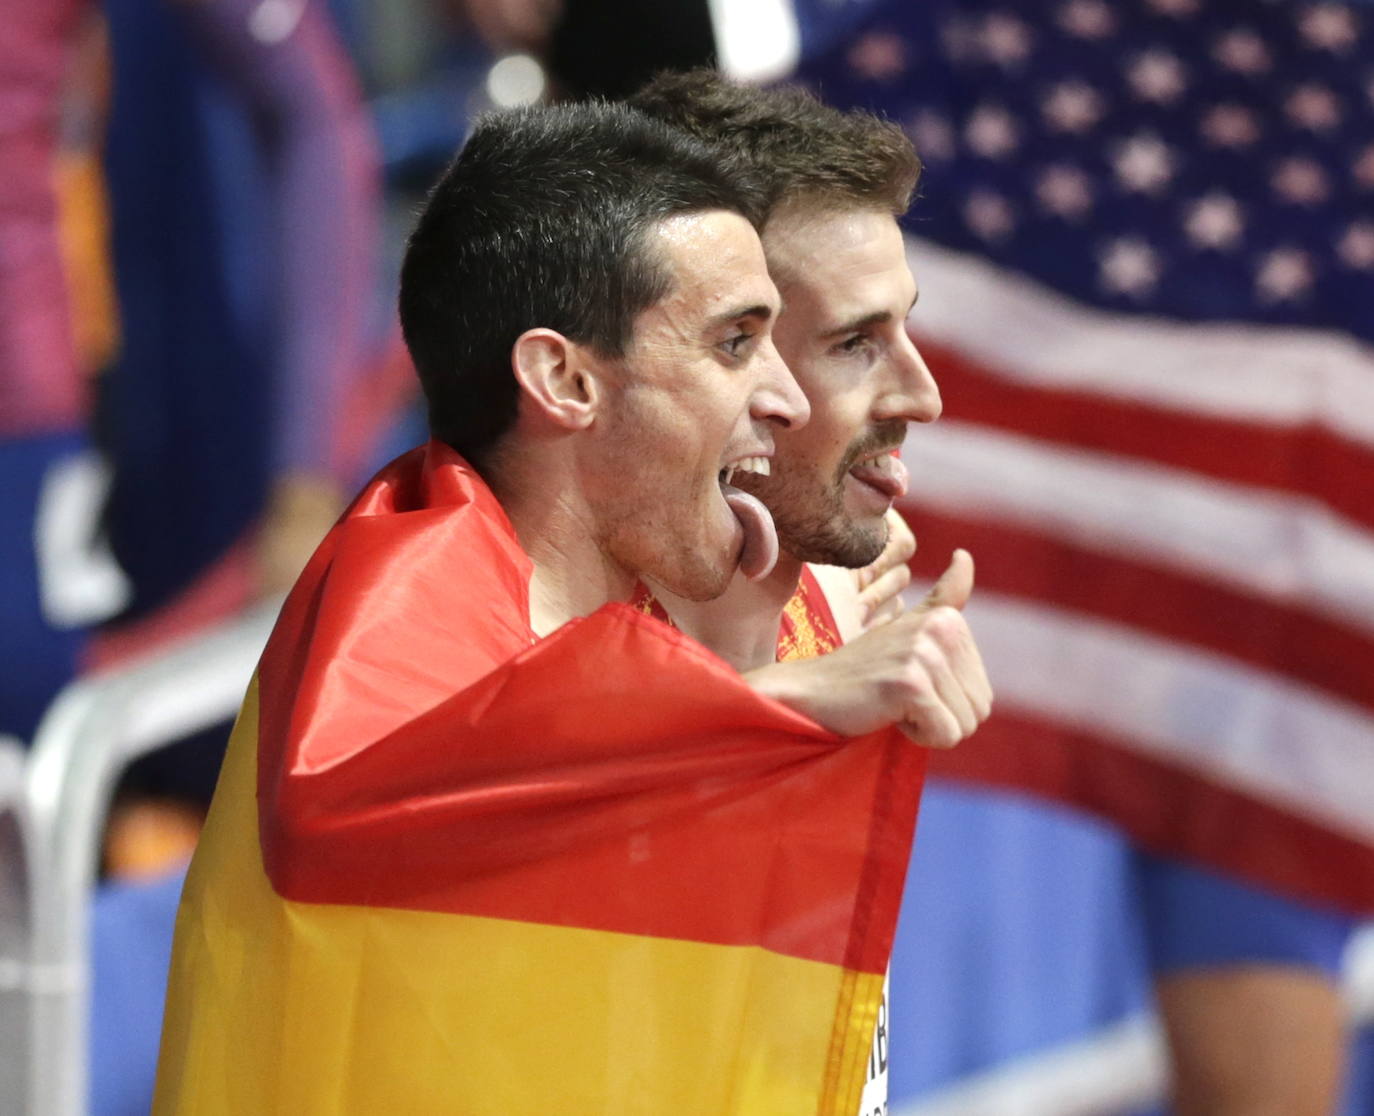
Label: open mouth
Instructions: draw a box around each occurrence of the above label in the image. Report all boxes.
[846,449,909,502]
[717,457,778,581]
[718,456,771,487]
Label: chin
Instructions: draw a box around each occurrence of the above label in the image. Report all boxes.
[647,537,736,602]
[658,564,733,603]
[781,514,886,568]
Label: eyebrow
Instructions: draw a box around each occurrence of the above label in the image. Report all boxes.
[818,292,920,339]
[706,302,777,332]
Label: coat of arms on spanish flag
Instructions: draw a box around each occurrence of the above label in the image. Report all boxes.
[154,442,926,1115]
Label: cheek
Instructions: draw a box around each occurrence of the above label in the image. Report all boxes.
[787,405,854,471]
[619,391,699,470]
[715,381,757,432]
[768,444,830,498]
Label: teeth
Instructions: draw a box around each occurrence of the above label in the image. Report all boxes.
[721,456,772,485]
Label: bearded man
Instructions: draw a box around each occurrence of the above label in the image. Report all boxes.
[630,70,994,1116]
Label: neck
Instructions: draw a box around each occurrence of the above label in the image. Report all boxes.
[651,552,805,671]
[490,456,634,637]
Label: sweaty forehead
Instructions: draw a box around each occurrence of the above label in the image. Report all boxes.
[648,211,776,309]
[764,208,913,322]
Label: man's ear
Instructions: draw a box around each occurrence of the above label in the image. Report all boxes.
[511,328,603,431]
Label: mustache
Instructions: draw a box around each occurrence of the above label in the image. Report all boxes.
[836,421,908,478]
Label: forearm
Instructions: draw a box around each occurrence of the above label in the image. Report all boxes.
[742,658,836,729]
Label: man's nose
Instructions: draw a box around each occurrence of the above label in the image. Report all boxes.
[876,330,942,424]
[752,337,811,430]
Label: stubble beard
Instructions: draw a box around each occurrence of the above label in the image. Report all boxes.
[736,422,905,569]
[738,465,887,568]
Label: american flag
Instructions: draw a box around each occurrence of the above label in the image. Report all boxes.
[796,0,1374,913]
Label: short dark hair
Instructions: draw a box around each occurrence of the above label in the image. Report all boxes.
[628,69,920,222]
[399,101,766,469]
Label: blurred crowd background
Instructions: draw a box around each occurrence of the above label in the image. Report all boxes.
[5,0,1373,1113]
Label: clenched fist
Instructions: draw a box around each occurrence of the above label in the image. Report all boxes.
[748,549,992,749]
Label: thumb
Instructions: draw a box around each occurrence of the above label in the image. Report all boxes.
[918,548,975,612]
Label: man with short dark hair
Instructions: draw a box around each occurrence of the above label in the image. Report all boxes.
[400,100,767,474]
[155,100,953,1115]
[396,101,799,616]
[630,71,994,1114]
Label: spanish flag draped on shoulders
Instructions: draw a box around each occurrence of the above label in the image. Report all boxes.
[154,441,926,1116]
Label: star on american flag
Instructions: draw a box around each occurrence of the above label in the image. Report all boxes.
[907,110,956,163]
[1200,103,1260,149]
[1271,156,1330,206]
[1212,28,1272,75]
[1112,133,1175,194]
[964,190,1016,240]
[1098,237,1160,297]
[1057,0,1113,38]
[1127,50,1187,105]
[979,11,1033,65]
[1338,222,1374,270]
[1352,144,1374,188]
[1036,165,1094,219]
[1298,3,1359,51]
[1041,81,1104,133]
[846,31,908,80]
[966,103,1020,158]
[1255,247,1314,302]
[1145,0,1199,17]
[1284,83,1342,131]
[1183,193,1244,251]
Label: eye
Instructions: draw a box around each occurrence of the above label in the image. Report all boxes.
[720,330,755,358]
[835,332,876,357]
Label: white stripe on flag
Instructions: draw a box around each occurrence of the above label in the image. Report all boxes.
[902,420,1374,637]
[928,588,1374,845]
[905,238,1374,447]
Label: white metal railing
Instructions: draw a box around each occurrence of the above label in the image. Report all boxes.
[19,599,280,1116]
[0,735,35,1116]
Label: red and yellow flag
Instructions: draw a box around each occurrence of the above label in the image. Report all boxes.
[154,442,926,1115]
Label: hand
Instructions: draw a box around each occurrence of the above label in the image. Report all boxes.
[854,508,915,630]
[747,549,992,748]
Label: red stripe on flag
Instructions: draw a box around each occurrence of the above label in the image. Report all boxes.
[928,709,1374,914]
[917,339,1374,533]
[259,597,923,970]
[901,503,1374,717]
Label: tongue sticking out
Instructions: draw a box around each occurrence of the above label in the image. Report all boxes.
[722,486,779,581]
[848,452,910,500]
[888,454,910,498]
